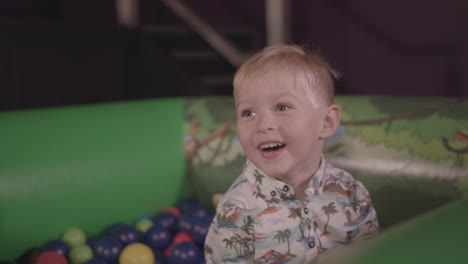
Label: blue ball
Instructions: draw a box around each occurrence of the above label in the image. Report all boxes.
[144,225,173,251]
[114,225,140,245]
[154,212,178,232]
[191,216,212,246]
[177,213,196,234]
[41,239,69,256]
[84,257,108,264]
[86,237,100,250]
[187,203,209,219]
[169,242,202,264]
[153,250,167,264]
[93,237,124,263]
[106,222,129,237]
[177,198,200,214]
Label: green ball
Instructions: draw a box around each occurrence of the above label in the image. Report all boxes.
[69,244,93,264]
[62,227,86,247]
[135,219,154,234]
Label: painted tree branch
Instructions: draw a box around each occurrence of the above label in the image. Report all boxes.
[185,116,236,162]
[341,98,466,125]
[441,137,468,154]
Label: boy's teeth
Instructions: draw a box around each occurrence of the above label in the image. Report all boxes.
[260,143,283,150]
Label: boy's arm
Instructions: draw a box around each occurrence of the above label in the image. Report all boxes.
[204,199,255,264]
[348,180,380,242]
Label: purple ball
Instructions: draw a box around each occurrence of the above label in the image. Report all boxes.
[93,237,124,263]
[169,242,202,264]
[144,225,173,251]
[42,239,69,256]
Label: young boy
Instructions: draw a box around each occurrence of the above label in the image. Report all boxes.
[204,44,379,264]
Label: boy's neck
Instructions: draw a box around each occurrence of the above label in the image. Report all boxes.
[277,155,323,202]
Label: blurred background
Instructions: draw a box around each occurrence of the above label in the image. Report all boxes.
[0,0,467,111]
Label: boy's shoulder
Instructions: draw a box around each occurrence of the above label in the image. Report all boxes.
[323,163,357,184]
[320,162,370,199]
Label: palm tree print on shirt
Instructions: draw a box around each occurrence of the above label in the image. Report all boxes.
[223,234,254,260]
[241,215,255,235]
[273,229,296,258]
[321,202,338,236]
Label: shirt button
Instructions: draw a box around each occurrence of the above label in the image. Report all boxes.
[282,185,289,192]
[304,208,309,214]
[309,241,315,248]
[271,190,276,196]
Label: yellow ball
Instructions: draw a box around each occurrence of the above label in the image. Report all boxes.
[119,243,155,264]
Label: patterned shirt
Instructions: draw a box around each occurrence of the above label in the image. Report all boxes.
[204,156,379,264]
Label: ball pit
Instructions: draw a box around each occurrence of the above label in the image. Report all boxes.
[10,198,212,264]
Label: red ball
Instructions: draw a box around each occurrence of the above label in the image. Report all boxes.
[171,232,195,246]
[160,207,182,218]
[35,251,68,264]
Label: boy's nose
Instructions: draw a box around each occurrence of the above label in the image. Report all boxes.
[256,114,275,133]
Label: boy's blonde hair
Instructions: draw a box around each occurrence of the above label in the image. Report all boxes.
[233,44,340,106]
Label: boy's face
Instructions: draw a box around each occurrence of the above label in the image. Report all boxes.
[235,76,327,181]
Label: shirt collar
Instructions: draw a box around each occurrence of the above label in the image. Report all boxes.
[243,155,327,201]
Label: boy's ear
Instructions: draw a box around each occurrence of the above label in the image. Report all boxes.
[319,104,341,139]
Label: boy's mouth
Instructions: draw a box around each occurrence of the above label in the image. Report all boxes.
[259,142,286,152]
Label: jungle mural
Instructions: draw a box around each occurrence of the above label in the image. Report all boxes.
[184,96,468,228]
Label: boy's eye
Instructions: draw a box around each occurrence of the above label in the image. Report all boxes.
[241,110,255,117]
[277,104,290,111]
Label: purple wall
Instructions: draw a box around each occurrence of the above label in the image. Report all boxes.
[183,0,467,97]
[1,0,466,97]
[293,0,468,96]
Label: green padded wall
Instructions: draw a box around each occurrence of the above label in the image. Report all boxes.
[0,98,185,260]
[319,198,468,264]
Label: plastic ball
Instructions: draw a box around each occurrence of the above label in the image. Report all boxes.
[187,204,209,219]
[135,219,154,234]
[114,225,140,245]
[171,232,195,246]
[154,212,178,232]
[177,214,196,233]
[35,251,68,264]
[16,247,40,264]
[119,243,155,264]
[137,215,153,222]
[83,258,107,264]
[160,207,182,218]
[93,237,123,263]
[106,222,129,237]
[191,216,212,246]
[163,247,171,257]
[68,244,93,264]
[169,242,202,264]
[86,238,100,250]
[62,227,86,247]
[144,225,173,251]
[153,250,167,264]
[177,198,199,214]
[42,239,69,256]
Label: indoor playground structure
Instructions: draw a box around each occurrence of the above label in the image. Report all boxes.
[1,95,467,263]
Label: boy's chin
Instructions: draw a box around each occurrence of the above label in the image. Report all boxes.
[257,165,288,179]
